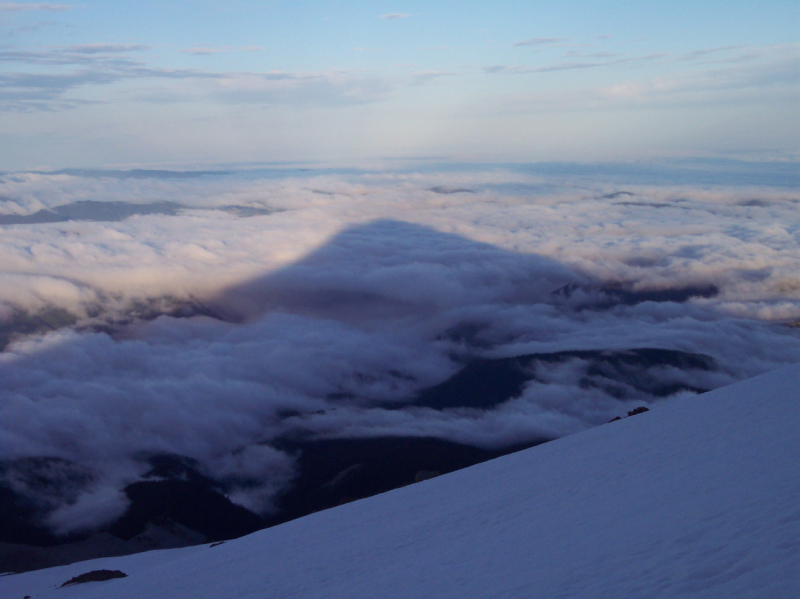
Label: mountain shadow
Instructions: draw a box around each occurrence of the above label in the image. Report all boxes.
[1,219,728,571]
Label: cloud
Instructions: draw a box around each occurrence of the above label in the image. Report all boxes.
[180,46,264,55]
[513,37,571,47]
[0,50,391,110]
[484,53,663,75]
[1,165,799,533]
[487,45,797,112]
[0,44,151,66]
[64,43,149,54]
[598,49,799,103]
[200,71,393,106]
[0,2,70,11]
[484,62,604,74]
[0,70,120,111]
[0,35,392,110]
[380,13,412,20]
[562,50,619,59]
[679,45,747,61]
[181,47,232,55]
[0,19,58,37]
[0,29,395,111]
[409,70,455,85]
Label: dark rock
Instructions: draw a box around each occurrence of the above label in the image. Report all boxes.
[627,406,650,417]
[109,480,265,542]
[60,569,127,587]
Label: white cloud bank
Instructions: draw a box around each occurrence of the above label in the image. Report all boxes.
[1,163,799,532]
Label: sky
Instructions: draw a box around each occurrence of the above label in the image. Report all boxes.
[1,1,798,169]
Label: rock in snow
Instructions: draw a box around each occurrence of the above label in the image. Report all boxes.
[2,363,798,598]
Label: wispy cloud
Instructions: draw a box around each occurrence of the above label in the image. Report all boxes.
[1,19,57,37]
[0,41,393,112]
[207,71,392,106]
[0,45,148,66]
[181,46,232,55]
[180,46,264,55]
[0,42,220,111]
[0,3,70,11]
[493,46,800,111]
[678,45,747,61]
[0,70,116,111]
[409,70,455,85]
[484,62,602,74]
[601,52,800,102]
[380,13,412,20]
[63,43,149,54]
[513,37,570,47]
[484,55,657,74]
[562,50,619,59]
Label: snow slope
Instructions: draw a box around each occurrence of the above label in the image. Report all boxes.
[3,363,799,598]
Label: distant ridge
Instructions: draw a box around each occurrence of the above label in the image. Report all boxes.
[49,169,230,179]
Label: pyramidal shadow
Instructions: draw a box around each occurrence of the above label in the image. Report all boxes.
[206,218,585,323]
[194,218,718,326]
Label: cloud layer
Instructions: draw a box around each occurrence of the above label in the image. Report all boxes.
[1,164,799,533]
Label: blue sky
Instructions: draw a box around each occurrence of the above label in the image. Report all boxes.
[1,1,797,169]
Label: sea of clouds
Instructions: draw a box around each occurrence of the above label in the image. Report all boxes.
[1,162,799,534]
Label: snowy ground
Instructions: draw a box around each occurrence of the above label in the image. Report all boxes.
[2,362,798,598]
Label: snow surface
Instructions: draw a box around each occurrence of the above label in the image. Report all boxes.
[3,363,799,598]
